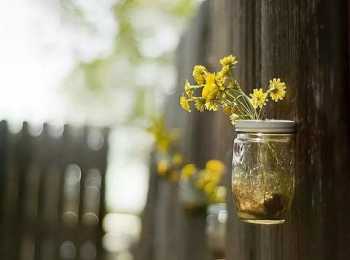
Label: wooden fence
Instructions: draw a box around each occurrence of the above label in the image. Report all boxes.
[136,0,350,259]
[0,121,109,260]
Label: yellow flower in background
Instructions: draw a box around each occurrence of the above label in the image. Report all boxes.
[220,55,238,67]
[147,117,178,154]
[195,170,207,188]
[206,160,225,173]
[194,98,206,112]
[181,164,197,179]
[180,96,191,112]
[157,160,169,176]
[147,117,184,182]
[203,182,216,194]
[269,78,286,102]
[184,80,193,98]
[172,153,183,166]
[209,186,226,203]
[192,65,207,85]
[157,138,171,153]
[250,88,267,109]
[202,73,218,101]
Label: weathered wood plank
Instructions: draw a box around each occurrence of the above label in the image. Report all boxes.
[228,0,350,260]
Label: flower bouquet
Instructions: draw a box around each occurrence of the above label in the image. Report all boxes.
[147,117,183,182]
[147,118,226,207]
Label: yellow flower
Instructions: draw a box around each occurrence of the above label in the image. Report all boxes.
[157,138,171,153]
[220,55,238,67]
[269,78,286,102]
[172,153,183,166]
[205,100,219,111]
[147,117,177,153]
[195,170,207,188]
[180,96,191,112]
[206,160,225,173]
[221,65,230,76]
[192,65,207,85]
[250,88,267,109]
[202,73,218,101]
[215,71,226,90]
[210,186,226,203]
[194,98,206,112]
[184,80,193,98]
[157,160,169,176]
[203,182,216,194]
[181,164,197,179]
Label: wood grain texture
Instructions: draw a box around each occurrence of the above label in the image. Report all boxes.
[229,0,350,259]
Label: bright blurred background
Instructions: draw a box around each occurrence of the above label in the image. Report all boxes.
[0,0,203,259]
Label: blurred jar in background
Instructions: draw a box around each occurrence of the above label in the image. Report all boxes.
[206,203,227,259]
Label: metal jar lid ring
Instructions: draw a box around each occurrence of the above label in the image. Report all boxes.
[234,120,297,133]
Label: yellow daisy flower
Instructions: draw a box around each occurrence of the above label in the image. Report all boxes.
[269,78,287,102]
[181,164,197,179]
[157,138,171,153]
[194,98,206,112]
[179,96,191,112]
[215,71,226,90]
[208,186,226,203]
[250,88,267,109]
[202,73,218,101]
[220,55,238,67]
[221,65,230,76]
[206,160,225,173]
[203,182,216,194]
[172,153,183,166]
[192,65,207,85]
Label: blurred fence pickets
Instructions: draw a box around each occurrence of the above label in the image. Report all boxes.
[135,2,223,260]
[0,121,109,260]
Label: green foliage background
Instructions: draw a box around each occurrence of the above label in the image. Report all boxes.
[60,0,199,125]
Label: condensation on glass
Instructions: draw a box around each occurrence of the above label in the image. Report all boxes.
[232,120,296,224]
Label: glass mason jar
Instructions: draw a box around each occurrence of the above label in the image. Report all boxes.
[206,203,227,259]
[232,120,296,224]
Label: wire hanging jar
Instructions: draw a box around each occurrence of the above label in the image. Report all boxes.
[232,120,296,224]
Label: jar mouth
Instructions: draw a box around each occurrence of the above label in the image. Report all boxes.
[234,120,296,133]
